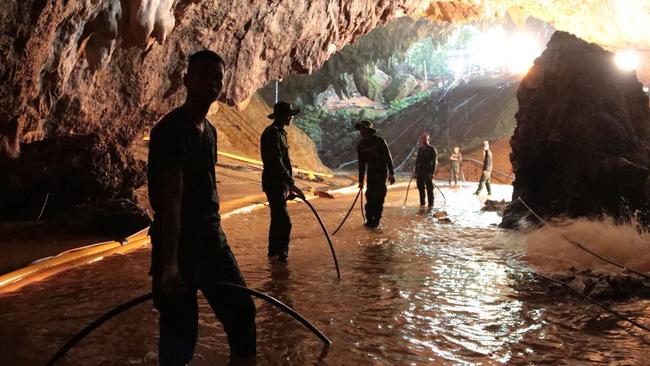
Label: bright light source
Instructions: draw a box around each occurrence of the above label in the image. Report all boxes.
[463,27,542,75]
[448,58,466,75]
[507,33,543,74]
[615,50,639,71]
[644,86,649,93]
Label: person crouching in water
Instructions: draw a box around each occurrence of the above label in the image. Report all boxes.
[356,120,395,228]
[413,132,438,207]
[261,102,305,262]
[449,146,462,186]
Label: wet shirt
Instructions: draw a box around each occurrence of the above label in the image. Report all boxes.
[357,134,395,182]
[415,144,438,176]
[260,123,294,192]
[482,149,493,173]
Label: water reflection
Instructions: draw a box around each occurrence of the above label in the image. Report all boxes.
[0,184,649,365]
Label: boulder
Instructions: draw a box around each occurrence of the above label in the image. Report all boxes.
[502,31,650,228]
[383,74,418,102]
[353,65,391,102]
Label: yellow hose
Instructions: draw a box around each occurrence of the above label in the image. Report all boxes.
[217,151,333,178]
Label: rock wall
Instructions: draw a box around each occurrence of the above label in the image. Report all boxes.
[1,0,429,215]
[502,31,650,228]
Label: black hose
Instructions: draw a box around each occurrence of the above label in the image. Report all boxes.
[433,182,447,205]
[291,195,342,280]
[403,177,414,207]
[332,189,361,236]
[360,189,366,222]
[45,282,331,366]
[46,293,153,365]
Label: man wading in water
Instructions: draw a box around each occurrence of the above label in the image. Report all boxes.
[148,50,256,365]
[413,132,438,207]
[474,140,493,195]
[449,146,462,186]
[356,120,395,228]
[261,102,305,263]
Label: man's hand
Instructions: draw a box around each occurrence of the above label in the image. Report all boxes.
[160,264,184,299]
[388,174,396,185]
[289,184,305,200]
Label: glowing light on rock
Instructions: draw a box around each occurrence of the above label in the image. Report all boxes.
[614,50,640,71]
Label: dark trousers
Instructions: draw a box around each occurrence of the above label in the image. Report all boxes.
[365,173,388,224]
[153,228,256,365]
[416,174,434,206]
[476,171,492,194]
[265,191,291,257]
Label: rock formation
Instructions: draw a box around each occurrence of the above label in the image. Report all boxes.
[0,0,427,216]
[1,1,650,217]
[502,31,650,228]
[383,74,418,102]
[259,16,447,106]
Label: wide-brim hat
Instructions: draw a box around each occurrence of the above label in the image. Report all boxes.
[354,119,376,133]
[268,101,300,119]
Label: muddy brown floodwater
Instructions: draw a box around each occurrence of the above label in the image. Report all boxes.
[1,183,649,365]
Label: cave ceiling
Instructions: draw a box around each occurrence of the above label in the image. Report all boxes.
[0,0,648,152]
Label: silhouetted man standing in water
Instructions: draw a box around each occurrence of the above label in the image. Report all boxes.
[148,50,256,365]
[474,140,493,195]
[356,120,395,228]
[261,102,305,262]
[413,132,437,207]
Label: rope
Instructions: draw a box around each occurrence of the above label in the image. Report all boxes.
[45,282,331,366]
[332,189,361,236]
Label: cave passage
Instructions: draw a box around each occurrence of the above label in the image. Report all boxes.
[2,2,650,365]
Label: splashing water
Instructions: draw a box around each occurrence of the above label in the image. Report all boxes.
[518,217,650,275]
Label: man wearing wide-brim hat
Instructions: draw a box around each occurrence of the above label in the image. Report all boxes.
[356,119,395,228]
[260,102,305,262]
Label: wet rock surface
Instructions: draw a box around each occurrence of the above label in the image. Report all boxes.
[1,134,144,220]
[503,31,650,228]
[553,268,650,301]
